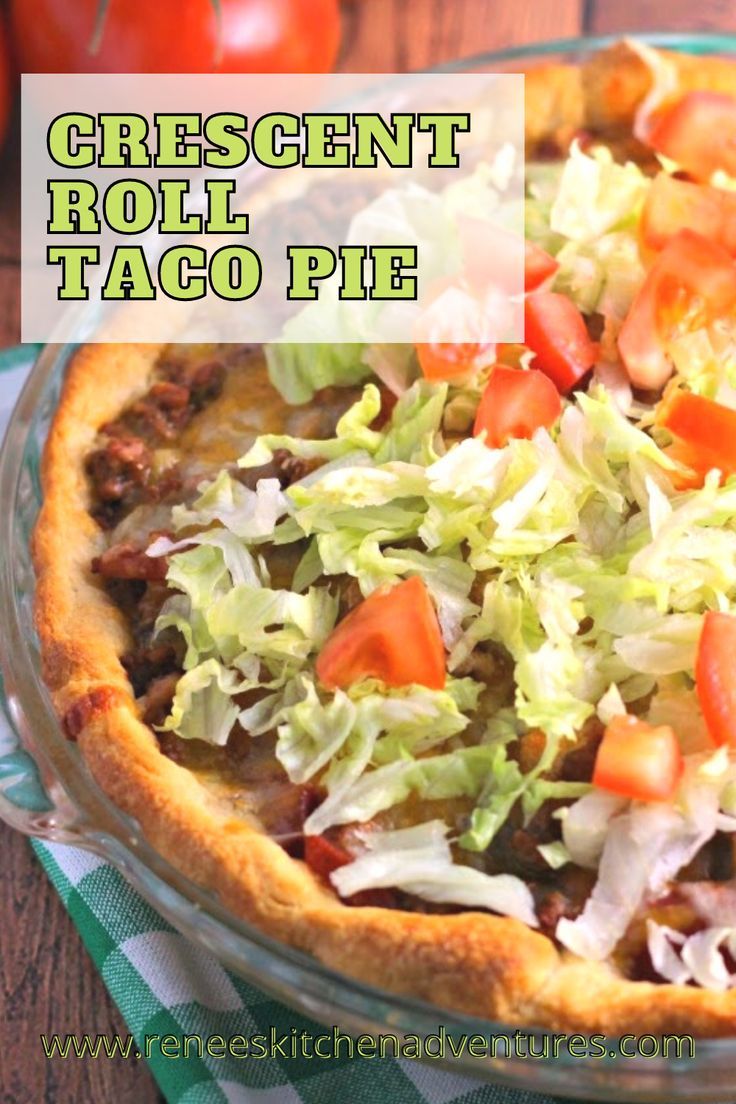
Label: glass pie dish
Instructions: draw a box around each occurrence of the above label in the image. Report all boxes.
[4,33,736,1103]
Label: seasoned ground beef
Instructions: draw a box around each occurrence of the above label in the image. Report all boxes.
[158,356,227,406]
[486,801,566,881]
[270,448,322,486]
[92,540,169,581]
[87,352,228,528]
[121,641,181,697]
[535,868,595,937]
[86,435,152,505]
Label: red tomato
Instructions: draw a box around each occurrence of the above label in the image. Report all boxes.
[416,341,493,382]
[523,292,597,394]
[656,389,736,481]
[414,276,494,381]
[473,365,561,448]
[640,173,736,258]
[303,834,351,881]
[662,437,716,491]
[303,833,397,906]
[524,241,558,291]
[593,715,683,802]
[618,229,736,390]
[695,611,736,747]
[414,278,501,382]
[316,576,446,691]
[646,92,736,182]
[10,0,340,73]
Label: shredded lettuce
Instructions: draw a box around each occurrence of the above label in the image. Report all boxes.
[275,681,359,784]
[239,383,384,469]
[157,659,243,745]
[647,921,736,990]
[256,674,483,834]
[155,595,215,670]
[149,529,266,590]
[306,744,496,836]
[553,230,645,321]
[550,143,649,244]
[266,340,371,406]
[458,737,590,853]
[557,757,736,960]
[536,841,572,870]
[206,583,338,670]
[561,790,628,870]
[276,675,477,783]
[241,380,448,476]
[330,820,538,926]
[170,471,289,539]
[540,143,651,324]
[525,161,566,255]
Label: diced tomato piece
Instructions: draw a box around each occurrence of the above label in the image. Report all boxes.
[316,576,446,691]
[524,241,559,291]
[304,833,398,907]
[416,341,493,381]
[593,714,684,802]
[646,92,736,182]
[618,229,736,390]
[414,227,525,380]
[473,365,561,448]
[658,388,736,446]
[523,292,597,393]
[640,173,736,258]
[657,389,736,480]
[304,834,352,880]
[695,611,736,747]
[414,280,494,381]
[662,437,714,491]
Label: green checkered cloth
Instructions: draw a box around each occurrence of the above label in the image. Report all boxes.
[33,840,562,1104]
[2,344,562,1104]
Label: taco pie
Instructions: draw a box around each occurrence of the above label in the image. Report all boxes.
[33,41,736,1034]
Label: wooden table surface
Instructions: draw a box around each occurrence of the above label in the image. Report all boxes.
[2,1,736,1101]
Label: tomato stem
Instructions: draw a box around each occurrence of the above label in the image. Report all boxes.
[210,0,224,67]
[88,0,112,56]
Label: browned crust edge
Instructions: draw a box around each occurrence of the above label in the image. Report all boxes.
[31,47,736,1034]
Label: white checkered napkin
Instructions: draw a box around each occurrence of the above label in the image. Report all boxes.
[2,345,561,1104]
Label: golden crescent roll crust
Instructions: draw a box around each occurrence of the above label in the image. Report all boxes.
[581,41,736,134]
